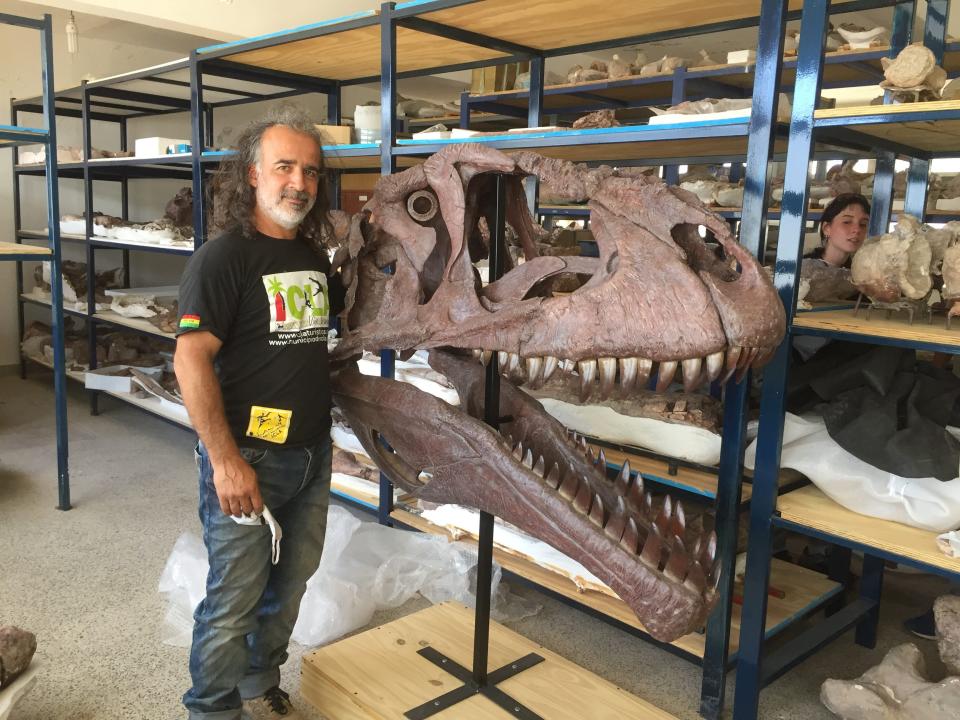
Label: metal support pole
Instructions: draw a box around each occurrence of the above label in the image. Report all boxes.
[924,0,949,62]
[525,56,544,212]
[12,99,27,380]
[190,54,207,248]
[378,1,398,528]
[81,82,99,417]
[700,2,788,717]
[732,2,830,717]
[854,554,885,648]
[904,157,930,220]
[41,14,70,510]
[870,2,913,236]
[327,86,341,210]
[204,104,214,148]
[473,175,507,687]
[459,90,470,130]
[120,117,130,289]
[663,69,687,186]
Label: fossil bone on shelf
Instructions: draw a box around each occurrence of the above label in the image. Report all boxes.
[327,144,786,641]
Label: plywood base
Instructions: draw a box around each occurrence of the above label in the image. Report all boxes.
[301,601,677,720]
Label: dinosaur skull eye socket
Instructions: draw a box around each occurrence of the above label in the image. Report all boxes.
[407,190,439,223]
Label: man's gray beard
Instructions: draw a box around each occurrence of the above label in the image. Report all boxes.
[256,185,316,230]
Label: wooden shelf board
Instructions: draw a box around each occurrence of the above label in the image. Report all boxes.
[587,442,749,502]
[392,508,839,658]
[24,354,86,383]
[816,100,960,155]
[778,485,960,574]
[99,388,192,428]
[302,601,678,719]
[417,0,829,54]
[92,310,176,341]
[793,307,960,350]
[0,240,49,257]
[223,24,507,82]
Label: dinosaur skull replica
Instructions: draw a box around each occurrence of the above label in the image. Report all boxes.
[329,145,785,641]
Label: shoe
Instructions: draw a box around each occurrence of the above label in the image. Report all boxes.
[242,687,302,718]
[904,609,937,640]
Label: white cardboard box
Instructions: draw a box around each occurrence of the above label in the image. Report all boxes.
[85,364,163,393]
[134,137,189,157]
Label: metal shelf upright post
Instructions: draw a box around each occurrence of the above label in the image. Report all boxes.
[1,12,67,507]
[731,2,960,717]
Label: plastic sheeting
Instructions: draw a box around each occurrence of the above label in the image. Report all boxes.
[745,413,960,532]
[158,506,540,648]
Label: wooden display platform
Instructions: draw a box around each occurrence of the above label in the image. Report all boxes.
[792,307,960,351]
[0,240,49,256]
[778,485,960,574]
[301,601,677,719]
[392,508,840,659]
[815,99,960,155]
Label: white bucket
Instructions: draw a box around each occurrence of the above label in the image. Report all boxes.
[354,105,381,144]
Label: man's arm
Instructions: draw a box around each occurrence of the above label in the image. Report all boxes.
[174,331,263,517]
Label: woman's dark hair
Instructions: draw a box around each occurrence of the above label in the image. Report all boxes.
[818,192,871,242]
[210,105,332,250]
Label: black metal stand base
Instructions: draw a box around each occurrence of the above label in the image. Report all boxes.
[404,647,545,720]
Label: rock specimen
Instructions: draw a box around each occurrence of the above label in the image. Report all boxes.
[822,642,960,719]
[572,109,620,130]
[880,43,948,102]
[0,626,36,690]
[936,594,960,676]
[607,54,632,79]
[799,259,858,305]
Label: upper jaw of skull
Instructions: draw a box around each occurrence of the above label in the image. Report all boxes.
[333,145,785,395]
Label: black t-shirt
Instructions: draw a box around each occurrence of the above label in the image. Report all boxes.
[803,245,853,269]
[177,227,342,449]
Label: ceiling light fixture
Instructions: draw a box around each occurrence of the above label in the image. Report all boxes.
[66,12,79,54]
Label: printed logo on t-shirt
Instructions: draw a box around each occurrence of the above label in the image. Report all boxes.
[246,405,292,444]
[262,270,328,346]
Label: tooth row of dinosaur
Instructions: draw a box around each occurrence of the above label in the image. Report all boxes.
[502,426,719,596]
[471,345,772,399]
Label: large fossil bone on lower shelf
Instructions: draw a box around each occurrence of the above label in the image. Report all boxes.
[880,42,948,102]
[822,598,960,720]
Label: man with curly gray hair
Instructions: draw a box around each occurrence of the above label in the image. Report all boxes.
[175,105,342,720]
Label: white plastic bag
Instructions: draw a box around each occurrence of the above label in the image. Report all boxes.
[745,413,960,532]
[158,505,540,649]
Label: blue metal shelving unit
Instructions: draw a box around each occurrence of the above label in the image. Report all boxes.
[2,12,68,508]
[732,2,960,718]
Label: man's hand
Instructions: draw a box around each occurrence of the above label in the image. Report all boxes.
[211,453,265,517]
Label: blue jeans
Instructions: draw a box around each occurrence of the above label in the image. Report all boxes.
[183,438,331,720]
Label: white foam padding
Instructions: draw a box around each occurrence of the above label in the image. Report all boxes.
[745,412,960,532]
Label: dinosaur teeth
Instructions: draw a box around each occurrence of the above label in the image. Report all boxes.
[702,531,718,567]
[586,447,596,465]
[684,561,707,594]
[636,358,653,389]
[480,350,493,366]
[655,495,673,537]
[672,500,686,538]
[655,360,677,392]
[604,496,628,541]
[627,473,646,511]
[619,517,639,554]
[726,345,742,372]
[664,535,688,582]
[596,449,606,467]
[512,442,523,461]
[545,463,561,489]
[578,359,597,401]
[588,495,605,527]
[618,357,638,393]
[573,480,593,515]
[542,355,559,382]
[525,356,543,387]
[558,472,579,500]
[736,347,759,382]
[705,350,724,382]
[681,357,703,393]
[533,455,545,476]
[614,460,631,496]
[472,349,481,361]
[598,357,616,398]
[508,352,521,376]
[640,525,663,567]
[522,448,534,469]
[498,350,510,372]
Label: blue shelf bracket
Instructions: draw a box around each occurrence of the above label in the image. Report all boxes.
[731,0,831,717]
